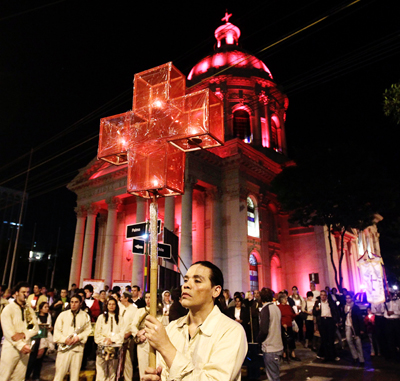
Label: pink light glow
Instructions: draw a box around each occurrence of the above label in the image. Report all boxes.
[226,32,234,45]
[212,53,226,68]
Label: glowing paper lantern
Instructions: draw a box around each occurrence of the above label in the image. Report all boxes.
[98,62,224,198]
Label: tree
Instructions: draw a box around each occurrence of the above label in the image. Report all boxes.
[271,146,395,291]
[383,82,400,125]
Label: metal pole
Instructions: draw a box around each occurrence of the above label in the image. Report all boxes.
[50,227,61,288]
[27,222,37,283]
[149,193,158,368]
[9,148,32,287]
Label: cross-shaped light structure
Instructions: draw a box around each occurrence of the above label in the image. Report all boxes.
[222,12,232,23]
[98,62,224,198]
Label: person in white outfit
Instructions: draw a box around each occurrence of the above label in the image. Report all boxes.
[143,261,247,381]
[95,297,125,381]
[53,294,92,381]
[0,281,39,381]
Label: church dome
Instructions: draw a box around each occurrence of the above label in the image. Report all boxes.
[188,13,273,83]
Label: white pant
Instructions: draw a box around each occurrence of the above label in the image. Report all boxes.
[0,343,29,381]
[96,355,119,381]
[137,341,150,379]
[53,350,83,381]
[124,339,135,381]
[345,326,364,362]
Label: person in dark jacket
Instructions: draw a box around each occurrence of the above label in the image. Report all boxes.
[228,296,251,341]
[313,290,340,362]
[50,288,70,324]
[168,287,187,322]
[344,294,365,365]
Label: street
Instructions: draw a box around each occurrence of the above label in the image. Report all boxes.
[25,339,400,380]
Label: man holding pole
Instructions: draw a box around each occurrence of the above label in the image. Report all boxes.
[143,261,247,380]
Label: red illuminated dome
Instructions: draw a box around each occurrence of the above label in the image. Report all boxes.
[188,13,273,83]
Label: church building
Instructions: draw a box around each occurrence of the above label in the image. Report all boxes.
[67,15,381,295]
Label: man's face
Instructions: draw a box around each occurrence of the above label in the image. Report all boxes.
[70,297,80,311]
[60,289,68,298]
[320,291,328,302]
[132,287,139,298]
[345,295,353,304]
[254,290,260,300]
[41,287,47,295]
[16,287,29,304]
[33,285,40,295]
[310,283,315,291]
[120,294,127,304]
[181,264,220,310]
[145,293,150,307]
[84,289,92,298]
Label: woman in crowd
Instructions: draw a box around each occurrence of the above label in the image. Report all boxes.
[228,295,251,341]
[98,290,107,312]
[131,292,166,379]
[278,293,300,361]
[26,301,53,381]
[344,294,365,366]
[290,286,305,342]
[94,297,124,381]
[303,291,315,349]
[161,290,172,325]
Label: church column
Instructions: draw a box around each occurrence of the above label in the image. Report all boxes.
[80,204,99,286]
[131,196,145,288]
[94,213,107,279]
[164,197,175,232]
[69,206,87,288]
[101,197,121,287]
[207,187,222,268]
[180,177,195,274]
[253,97,262,146]
[261,94,272,149]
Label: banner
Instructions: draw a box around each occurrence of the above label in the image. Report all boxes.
[357,254,385,304]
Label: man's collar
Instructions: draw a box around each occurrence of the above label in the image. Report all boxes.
[176,305,220,337]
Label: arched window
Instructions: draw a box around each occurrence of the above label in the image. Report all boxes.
[271,115,280,152]
[271,254,282,293]
[233,110,252,143]
[249,253,259,291]
[247,196,259,237]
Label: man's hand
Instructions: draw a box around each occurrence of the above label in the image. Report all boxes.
[143,366,162,380]
[145,315,176,368]
[20,344,31,354]
[12,332,25,341]
[124,331,132,340]
[54,300,63,307]
[104,337,112,345]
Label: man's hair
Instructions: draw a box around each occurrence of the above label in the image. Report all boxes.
[278,293,287,304]
[306,291,313,298]
[71,294,83,303]
[60,288,68,293]
[260,288,274,303]
[112,292,121,301]
[122,292,133,302]
[112,286,121,293]
[282,289,289,296]
[192,261,224,291]
[83,284,94,293]
[320,290,327,295]
[132,285,140,292]
[233,291,241,299]
[71,283,77,287]
[34,283,43,290]
[171,287,181,302]
[13,281,30,293]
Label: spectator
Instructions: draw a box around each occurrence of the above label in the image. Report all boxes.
[310,281,320,302]
[168,288,187,322]
[277,293,300,361]
[50,288,69,324]
[98,290,107,312]
[313,290,340,362]
[257,288,283,381]
[290,286,305,342]
[303,291,315,349]
[27,284,47,312]
[228,296,251,341]
[68,283,77,298]
[364,306,379,356]
[344,294,365,366]
[131,285,146,308]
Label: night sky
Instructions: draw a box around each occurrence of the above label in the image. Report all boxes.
[1,0,399,286]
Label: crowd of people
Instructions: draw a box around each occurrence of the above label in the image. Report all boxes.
[0,273,400,381]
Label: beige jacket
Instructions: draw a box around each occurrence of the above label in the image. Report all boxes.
[94,313,124,346]
[53,309,91,352]
[157,305,247,381]
[1,301,39,351]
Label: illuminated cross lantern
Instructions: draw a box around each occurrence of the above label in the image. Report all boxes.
[98,62,224,198]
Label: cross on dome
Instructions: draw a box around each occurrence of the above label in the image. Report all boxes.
[222,12,232,23]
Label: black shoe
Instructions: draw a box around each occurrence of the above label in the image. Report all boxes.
[359,362,365,367]
[291,356,301,361]
[352,358,358,365]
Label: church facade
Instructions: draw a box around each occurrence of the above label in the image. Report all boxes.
[67,16,381,295]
